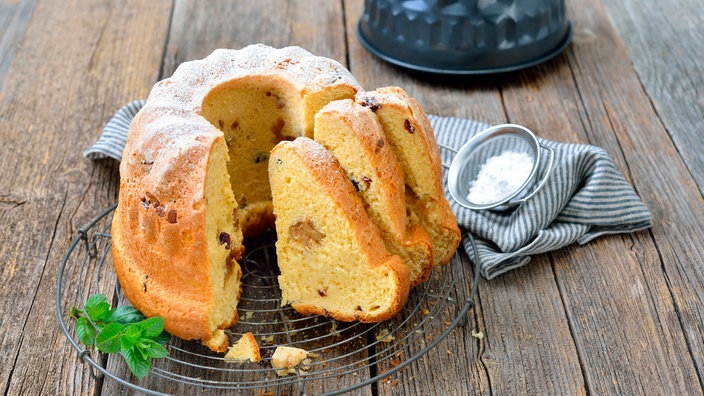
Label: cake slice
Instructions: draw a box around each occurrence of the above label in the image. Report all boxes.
[112,136,243,352]
[357,87,461,266]
[269,137,410,322]
[314,99,433,286]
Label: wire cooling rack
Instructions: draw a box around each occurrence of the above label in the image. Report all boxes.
[56,204,480,395]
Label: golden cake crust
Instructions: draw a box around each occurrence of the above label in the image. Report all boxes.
[224,332,261,363]
[113,45,458,353]
[314,99,434,286]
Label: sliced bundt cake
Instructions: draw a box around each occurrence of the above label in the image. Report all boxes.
[112,45,361,351]
[113,45,460,353]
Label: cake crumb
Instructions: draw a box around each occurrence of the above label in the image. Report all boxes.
[260,334,275,344]
[329,320,339,335]
[471,329,485,339]
[224,332,261,363]
[375,328,395,343]
[271,346,309,376]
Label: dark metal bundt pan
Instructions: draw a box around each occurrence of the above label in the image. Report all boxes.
[358,0,572,75]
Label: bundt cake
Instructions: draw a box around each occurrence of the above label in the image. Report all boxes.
[356,87,461,266]
[112,45,361,351]
[112,44,459,352]
[269,137,410,321]
[314,99,433,286]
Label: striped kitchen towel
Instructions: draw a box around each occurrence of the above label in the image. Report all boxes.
[86,102,653,279]
[430,115,653,279]
[83,100,146,161]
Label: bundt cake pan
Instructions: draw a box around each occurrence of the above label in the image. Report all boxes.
[357,0,572,74]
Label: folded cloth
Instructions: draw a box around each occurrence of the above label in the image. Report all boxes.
[83,100,145,161]
[86,102,653,279]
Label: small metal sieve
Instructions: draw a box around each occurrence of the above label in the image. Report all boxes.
[445,124,555,211]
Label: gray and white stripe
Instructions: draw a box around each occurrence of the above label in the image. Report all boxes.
[84,103,653,280]
[83,100,145,161]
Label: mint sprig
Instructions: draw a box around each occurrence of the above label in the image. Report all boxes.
[70,293,170,379]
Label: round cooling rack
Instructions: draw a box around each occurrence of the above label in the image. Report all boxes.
[56,204,480,395]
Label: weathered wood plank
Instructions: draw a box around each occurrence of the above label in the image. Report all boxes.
[345,1,587,395]
[559,0,704,390]
[492,0,704,393]
[0,0,37,93]
[3,0,701,395]
[603,0,704,194]
[161,0,349,79]
[0,0,173,395]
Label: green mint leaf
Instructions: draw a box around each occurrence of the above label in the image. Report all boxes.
[103,306,145,324]
[84,294,108,310]
[153,330,171,346]
[85,296,111,322]
[121,347,151,379]
[119,323,143,351]
[72,293,170,380]
[95,322,124,354]
[138,317,165,338]
[138,339,169,359]
[75,316,96,346]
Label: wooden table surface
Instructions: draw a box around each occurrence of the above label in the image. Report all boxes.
[2,0,703,395]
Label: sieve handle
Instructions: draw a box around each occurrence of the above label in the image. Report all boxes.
[514,144,555,204]
[437,143,457,169]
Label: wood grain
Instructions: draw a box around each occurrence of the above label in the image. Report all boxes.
[493,1,704,392]
[161,0,350,79]
[0,0,37,93]
[345,0,586,394]
[603,0,704,194]
[563,0,704,391]
[98,1,373,394]
[0,0,172,394]
[1,0,703,394]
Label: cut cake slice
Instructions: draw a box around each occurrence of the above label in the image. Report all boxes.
[357,87,461,266]
[269,137,410,322]
[314,99,433,286]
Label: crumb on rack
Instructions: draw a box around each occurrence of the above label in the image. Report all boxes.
[271,346,310,376]
[375,328,395,343]
[224,332,261,363]
[260,334,275,344]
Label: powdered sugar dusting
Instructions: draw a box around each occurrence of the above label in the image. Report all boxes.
[124,44,361,189]
[467,151,534,205]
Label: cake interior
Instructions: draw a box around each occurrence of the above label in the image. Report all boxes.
[269,141,399,317]
[203,137,243,342]
[372,102,452,265]
[201,77,304,237]
[314,101,433,285]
